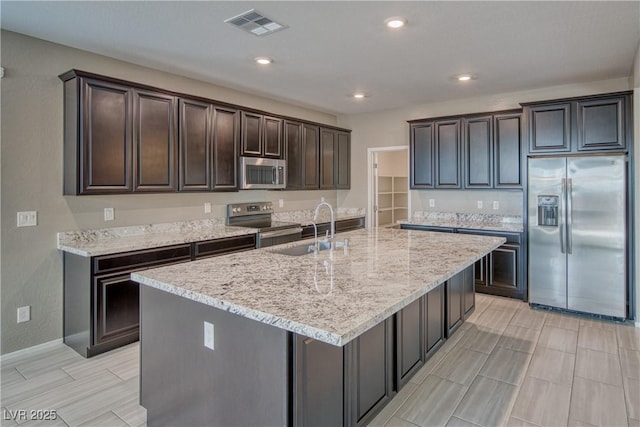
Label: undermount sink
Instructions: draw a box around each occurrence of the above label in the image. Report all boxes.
[272,241,331,256]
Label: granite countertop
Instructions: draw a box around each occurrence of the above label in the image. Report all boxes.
[132,228,505,346]
[57,219,257,257]
[400,212,523,233]
[57,208,366,257]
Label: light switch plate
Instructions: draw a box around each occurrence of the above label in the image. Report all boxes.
[17,211,37,227]
[493,201,499,210]
[104,208,114,221]
[477,201,483,209]
[204,202,211,214]
[429,199,435,208]
[278,199,284,208]
[204,321,214,350]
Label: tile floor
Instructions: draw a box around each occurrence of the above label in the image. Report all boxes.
[1,294,638,427]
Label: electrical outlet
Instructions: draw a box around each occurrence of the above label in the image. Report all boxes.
[17,211,37,227]
[17,306,30,323]
[104,208,114,221]
[493,201,500,210]
[321,197,325,202]
[429,199,435,208]
[204,202,211,214]
[477,200,483,209]
[204,321,214,350]
[278,199,284,208]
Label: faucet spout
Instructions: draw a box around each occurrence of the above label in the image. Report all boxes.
[313,201,335,244]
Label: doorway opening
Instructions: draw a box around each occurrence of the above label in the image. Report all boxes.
[367,146,410,228]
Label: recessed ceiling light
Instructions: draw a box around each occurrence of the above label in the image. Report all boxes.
[255,57,273,65]
[353,93,366,99]
[385,17,407,29]
[457,74,474,81]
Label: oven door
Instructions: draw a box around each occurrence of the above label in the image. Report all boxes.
[240,157,286,189]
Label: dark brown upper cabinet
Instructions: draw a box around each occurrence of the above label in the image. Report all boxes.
[435,119,461,188]
[319,127,351,190]
[493,112,522,188]
[179,98,211,191]
[463,116,493,188]
[527,103,571,153]
[577,96,625,151]
[285,121,321,190]
[410,122,435,189]
[524,92,631,155]
[212,106,240,190]
[240,112,282,158]
[63,77,134,195]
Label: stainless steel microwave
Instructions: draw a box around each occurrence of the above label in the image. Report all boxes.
[239,156,286,189]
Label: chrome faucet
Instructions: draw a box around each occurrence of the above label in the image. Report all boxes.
[313,201,335,244]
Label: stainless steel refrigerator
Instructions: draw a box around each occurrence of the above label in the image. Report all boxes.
[528,155,627,319]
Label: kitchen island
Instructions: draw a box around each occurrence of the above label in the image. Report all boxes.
[131,227,504,427]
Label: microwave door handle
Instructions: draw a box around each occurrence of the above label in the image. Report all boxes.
[272,168,277,184]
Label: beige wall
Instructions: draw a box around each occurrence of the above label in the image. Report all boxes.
[0,31,340,354]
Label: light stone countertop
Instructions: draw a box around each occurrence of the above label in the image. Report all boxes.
[132,227,505,346]
[400,212,523,233]
[57,218,257,257]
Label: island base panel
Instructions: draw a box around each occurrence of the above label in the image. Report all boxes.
[139,286,289,427]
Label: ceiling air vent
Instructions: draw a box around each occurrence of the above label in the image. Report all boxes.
[225,9,286,36]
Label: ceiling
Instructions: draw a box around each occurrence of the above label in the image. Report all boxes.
[1,1,639,115]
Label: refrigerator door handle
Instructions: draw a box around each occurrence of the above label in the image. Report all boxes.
[567,178,573,254]
[560,178,566,254]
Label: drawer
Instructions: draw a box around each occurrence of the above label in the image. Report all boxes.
[93,244,192,275]
[195,235,256,259]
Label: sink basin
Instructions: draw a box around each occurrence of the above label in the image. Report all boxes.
[272,241,331,256]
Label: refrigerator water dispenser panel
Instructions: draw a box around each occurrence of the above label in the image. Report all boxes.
[537,196,559,226]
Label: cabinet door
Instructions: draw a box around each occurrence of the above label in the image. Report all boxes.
[303,124,320,189]
[489,245,519,292]
[447,270,464,336]
[462,265,475,318]
[94,274,139,345]
[292,336,343,427]
[473,256,488,288]
[528,103,571,153]
[320,128,336,189]
[435,120,461,188]
[410,123,435,188]
[133,90,177,192]
[80,78,133,194]
[396,298,424,388]
[494,113,522,188]
[241,111,263,156]
[179,99,211,191]
[336,131,351,189]
[263,116,282,158]
[577,97,625,151]
[425,284,445,355]
[345,319,394,427]
[464,116,493,188]
[285,120,303,189]
[212,106,239,189]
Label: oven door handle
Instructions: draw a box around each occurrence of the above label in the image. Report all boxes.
[259,227,303,239]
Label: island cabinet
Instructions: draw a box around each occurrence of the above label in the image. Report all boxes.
[240,111,282,158]
[285,121,320,189]
[63,234,256,357]
[178,100,240,191]
[300,217,365,239]
[395,283,445,388]
[320,128,351,189]
[446,266,474,337]
[523,91,632,154]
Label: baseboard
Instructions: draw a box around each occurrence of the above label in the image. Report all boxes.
[1,338,64,363]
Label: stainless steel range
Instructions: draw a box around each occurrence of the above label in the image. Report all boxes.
[226,202,302,248]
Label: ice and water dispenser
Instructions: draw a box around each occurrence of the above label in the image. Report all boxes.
[537,196,559,226]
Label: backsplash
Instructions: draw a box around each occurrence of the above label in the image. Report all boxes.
[412,190,523,216]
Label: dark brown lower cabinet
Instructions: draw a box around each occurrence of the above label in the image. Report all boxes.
[344,319,395,427]
[447,267,474,337]
[64,235,256,357]
[300,217,365,239]
[426,284,446,354]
